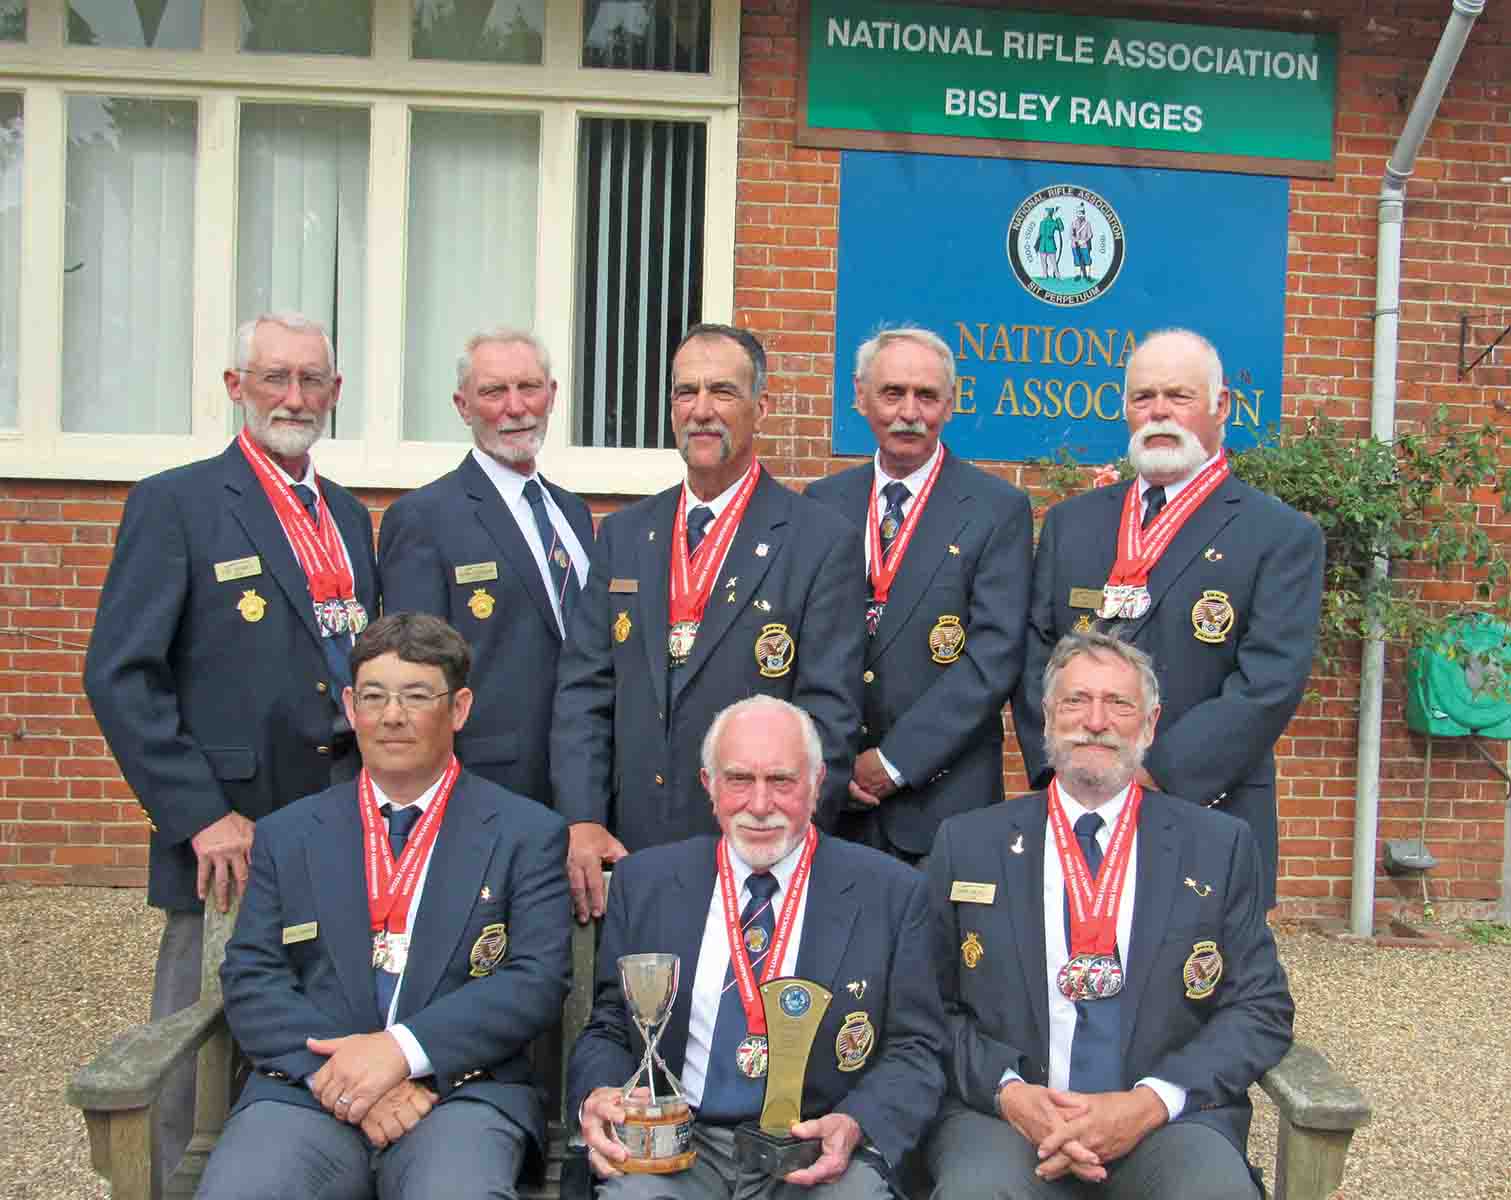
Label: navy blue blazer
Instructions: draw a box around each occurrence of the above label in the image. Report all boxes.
[378,454,594,804]
[1011,474,1324,908]
[805,450,1034,854]
[927,790,1294,1155]
[221,771,571,1158]
[84,442,379,912]
[567,833,945,1171]
[550,471,866,849]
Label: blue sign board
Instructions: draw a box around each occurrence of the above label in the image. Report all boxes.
[832,152,1289,463]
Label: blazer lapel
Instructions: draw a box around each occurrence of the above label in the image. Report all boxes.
[1120,795,1181,1059]
[792,838,861,997]
[872,453,970,658]
[461,455,560,638]
[1003,797,1052,1061]
[545,475,596,552]
[637,489,678,721]
[1121,478,1241,640]
[306,794,381,1025]
[396,779,497,1020]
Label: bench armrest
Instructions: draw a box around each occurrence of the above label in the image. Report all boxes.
[67,996,227,1112]
[1261,1042,1371,1200]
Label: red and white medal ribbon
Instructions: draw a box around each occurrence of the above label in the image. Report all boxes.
[865,449,945,605]
[359,755,459,950]
[1100,453,1229,619]
[1048,779,1141,962]
[717,824,817,1039]
[668,459,762,629]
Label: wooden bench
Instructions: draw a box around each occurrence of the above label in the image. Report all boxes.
[68,897,1369,1200]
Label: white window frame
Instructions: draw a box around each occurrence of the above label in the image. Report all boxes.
[0,0,739,494]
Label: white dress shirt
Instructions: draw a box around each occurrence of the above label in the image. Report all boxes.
[1137,450,1222,524]
[681,835,812,1107]
[679,469,751,588]
[470,448,590,637]
[275,458,357,600]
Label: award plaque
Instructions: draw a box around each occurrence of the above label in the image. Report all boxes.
[614,954,696,1173]
[735,978,833,1176]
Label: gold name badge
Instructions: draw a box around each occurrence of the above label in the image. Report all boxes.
[282,921,318,945]
[214,555,262,583]
[609,577,639,594]
[950,881,997,905]
[454,561,499,585]
[1068,587,1104,611]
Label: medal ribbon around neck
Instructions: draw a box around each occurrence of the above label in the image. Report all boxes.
[866,449,945,605]
[237,428,356,613]
[668,459,762,628]
[1048,779,1141,959]
[359,754,460,938]
[1104,453,1229,597]
[717,823,818,1038]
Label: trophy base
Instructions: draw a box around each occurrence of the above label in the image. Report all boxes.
[614,1099,697,1175]
[734,1122,823,1177]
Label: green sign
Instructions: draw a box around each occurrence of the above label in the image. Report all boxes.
[802,1,1336,173]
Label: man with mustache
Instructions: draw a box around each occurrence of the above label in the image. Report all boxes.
[379,328,593,804]
[1012,328,1323,908]
[570,695,945,1197]
[806,327,1032,865]
[84,312,379,1190]
[552,324,865,923]
[929,632,1294,1199]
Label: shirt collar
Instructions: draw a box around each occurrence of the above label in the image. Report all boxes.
[1138,450,1221,507]
[683,469,749,521]
[872,442,943,497]
[471,446,539,506]
[1052,780,1132,832]
[368,769,449,816]
[724,828,810,899]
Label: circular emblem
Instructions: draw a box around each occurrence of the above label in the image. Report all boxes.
[1183,939,1224,1000]
[1191,590,1235,644]
[345,598,369,635]
[317,597,349,636]
[779,983,812,1018]
[755,623,795,679]
[929,615,966,665]
[879,516,899,541]
[613,611,632,644]
[961,931,984,970]
[1006,185,1125,307]
[835,1011,876,1073]
[736,1034,769,1078]
[237,589,266,623]
[1058,953,1125,1001]
[553,546,571,570]
[668,619,699,665]
[1073,613,1094,635]
[468,588,495,620]
[469,922,508,977]
[744,925,769,955]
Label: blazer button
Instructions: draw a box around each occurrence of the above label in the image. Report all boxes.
[654,774,665,786]
[316,744,330,756]
[863,670,875,684]
[316,681,328,694]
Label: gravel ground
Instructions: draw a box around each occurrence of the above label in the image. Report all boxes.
[4,883,1509,1199]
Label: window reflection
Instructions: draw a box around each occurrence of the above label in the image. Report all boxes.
[68,0,202,49]
[583,0,708,72]
[241,0,372,56]
[412,0,543,64]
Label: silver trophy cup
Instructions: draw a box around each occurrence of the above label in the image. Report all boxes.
[613,953,696,1173]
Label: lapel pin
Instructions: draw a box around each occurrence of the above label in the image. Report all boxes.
[948,544,960,556]
[1203,547,1223,562]
[846,979,868,999]
[1010,833,1024,855]
[480,885,492,902]
[1184,877,1212,898]
[648,530,655,541]
[725,576,738,589]
[727,592,736,603]
[755,543,769,557]
[754,599,771,612]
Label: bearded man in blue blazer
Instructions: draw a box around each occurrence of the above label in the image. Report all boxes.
[570,696,944,1198]
[197,613,570,1199]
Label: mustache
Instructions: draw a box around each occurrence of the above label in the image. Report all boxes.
[1132,420,1198,449]
[683,420,731,437]
[886,419,928,435]
[270,410,318,424]
[1068,733,1124,750]
[497,418,541,433]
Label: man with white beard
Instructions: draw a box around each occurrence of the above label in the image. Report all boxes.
[85,312,380,1191]
[1011,328,1323,909]
[378,328,593,804]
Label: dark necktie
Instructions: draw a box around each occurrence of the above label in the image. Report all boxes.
[878,481,910,559]
[523,478,580,626]
[292,482,320,528]
[686,505,715,557]
[1141,485,1166,529]
[1066,812,1123,1094]
[698,871,779,1122]
[374,803,422,1020]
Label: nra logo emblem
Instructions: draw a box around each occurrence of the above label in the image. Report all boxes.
[1006,185,1125,308]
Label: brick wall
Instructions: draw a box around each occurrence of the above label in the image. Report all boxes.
[2,0,1508,921]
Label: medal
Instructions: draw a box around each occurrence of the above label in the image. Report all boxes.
[345,598,369,635]
[553,545,571,570]
[1057,952,1124,1000]
[1050,779,1141,1002]
[371,931,389,970]
[865,600,885,637]
[668,461,761,666]
[736,1034,769,1078]
[613,611,632,643]
[668,619,699,666]
[380,932,409,976]
[745,925,769,954]
[879,515,899,541]
[866,450,945,621]
[237,589,266,623]
[316,597,349,637]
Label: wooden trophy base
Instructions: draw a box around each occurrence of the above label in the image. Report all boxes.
[615,1099,697,1174]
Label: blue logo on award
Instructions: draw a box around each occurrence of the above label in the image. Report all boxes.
[779,984,811,1017]
[1007,185,1125,307]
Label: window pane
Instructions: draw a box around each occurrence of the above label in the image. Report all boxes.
[583,0,708,72]
[68,0,202,49]
[575,118,704,449]
[404,110,539,442]
[241,0,371,56]
[0,94,19,427]
[0,1,23,42]
[412,0,543,65]
[237,104,369,439]
[63,96,196,434]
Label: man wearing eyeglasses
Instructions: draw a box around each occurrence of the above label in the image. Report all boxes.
[1011,328,1323,910]
[84,312,380,1190]
[197,612,570,1199]
[378,329,593,805]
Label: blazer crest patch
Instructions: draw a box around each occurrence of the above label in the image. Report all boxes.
[469,923,508,977]
[1183,939,1223,1000]
[835,1011,876,1072]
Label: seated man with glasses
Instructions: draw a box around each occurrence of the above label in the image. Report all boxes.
[195,612,572,1200]
[84,311,380,1191]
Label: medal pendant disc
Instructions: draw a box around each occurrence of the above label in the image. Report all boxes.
[735,1034,769,1078]
[371,932,388,970]
[1124,587,1151,620]
[668,620,698,666]
[383,934,409,975]
[1057,953,1124,1000]
[1098,586,1127,620]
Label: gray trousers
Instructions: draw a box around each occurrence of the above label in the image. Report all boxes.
[925,1104,1259,1200]
[195,1096,528,1200]
[153,909,206,1195]
[597,1122,892,1200]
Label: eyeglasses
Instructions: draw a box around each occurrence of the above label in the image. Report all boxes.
[352,688,453,715]
[240,367,335,396]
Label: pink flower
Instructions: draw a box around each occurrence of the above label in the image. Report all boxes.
[1090,463,1121,488]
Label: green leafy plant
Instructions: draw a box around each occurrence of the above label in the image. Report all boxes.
[1461,920,1511,946]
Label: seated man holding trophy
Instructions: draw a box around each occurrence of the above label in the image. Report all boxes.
[569,695,945,1197]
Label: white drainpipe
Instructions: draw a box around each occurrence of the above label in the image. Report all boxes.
[1351,0,1485,936]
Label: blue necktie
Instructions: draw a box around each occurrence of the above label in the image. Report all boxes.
[374,804,422,1020]
[1067,812,1123,1093]
[686,505,714,557]
[292,482,320,528]
[523,478,580,625]
[698,871,779,1122]
[1142,485,1166,529]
